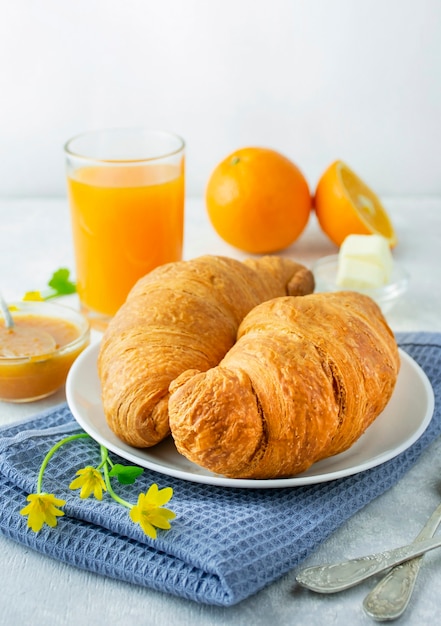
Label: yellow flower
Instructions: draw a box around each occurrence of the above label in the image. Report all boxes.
[23,291,44,301]
[69,466,107,500]
[129,484,176,539]
[20,493,66,532]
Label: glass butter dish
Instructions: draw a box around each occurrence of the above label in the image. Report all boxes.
[312,254,409,314]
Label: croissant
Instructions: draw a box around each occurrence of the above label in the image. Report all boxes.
[98,255,314,447]
[168,292,400,479]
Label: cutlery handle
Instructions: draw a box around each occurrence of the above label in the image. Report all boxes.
[363,503,441,621]
[0,293,14,328]
[296,535,441,593]
[362,559,422,621]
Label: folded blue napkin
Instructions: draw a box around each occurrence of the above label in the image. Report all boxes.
[0,332,440,606]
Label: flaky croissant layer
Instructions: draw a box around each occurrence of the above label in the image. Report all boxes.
[98,255,314,447]
[168,292,400,479]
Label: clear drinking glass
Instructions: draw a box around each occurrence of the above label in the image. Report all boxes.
[65,128,185,330]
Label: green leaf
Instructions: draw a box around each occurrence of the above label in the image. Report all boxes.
[46,268,77,298]
[108,464,144,485]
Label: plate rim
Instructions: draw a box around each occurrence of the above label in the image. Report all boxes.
[66,342,435,489]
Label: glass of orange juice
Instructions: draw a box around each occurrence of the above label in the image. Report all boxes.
[64,128,185,330]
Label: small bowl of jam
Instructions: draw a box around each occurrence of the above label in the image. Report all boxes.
[0,301,90,402]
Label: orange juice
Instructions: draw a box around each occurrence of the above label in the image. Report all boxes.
[67,163,184,322]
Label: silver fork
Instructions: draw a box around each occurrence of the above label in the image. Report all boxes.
[362,501,441,621]
[296,502,441,593]
[296,534,441,593]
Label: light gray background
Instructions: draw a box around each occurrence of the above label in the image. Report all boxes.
[0,0,440,199]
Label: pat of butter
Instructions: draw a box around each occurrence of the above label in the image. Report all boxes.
[336,234,393,289]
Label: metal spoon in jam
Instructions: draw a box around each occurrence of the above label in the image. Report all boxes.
[0,295,56,357]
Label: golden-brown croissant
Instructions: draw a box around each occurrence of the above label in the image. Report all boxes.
[168,292,400,479]
[98,255,314,447]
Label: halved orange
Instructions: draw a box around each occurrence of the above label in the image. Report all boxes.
[314,161,396,247]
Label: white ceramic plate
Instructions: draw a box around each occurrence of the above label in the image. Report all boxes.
[66,343,434,489]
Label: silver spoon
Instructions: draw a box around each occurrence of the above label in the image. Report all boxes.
[363,501,441,621]
[296,534,441,594]
[0,293,14,328]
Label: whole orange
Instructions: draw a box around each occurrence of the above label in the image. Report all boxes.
[314,160,396,247]
[205,147,312,254]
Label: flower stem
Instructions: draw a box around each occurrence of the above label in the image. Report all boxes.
[96,446,108,470]
[100,445,132,510]
[36,433,90,494]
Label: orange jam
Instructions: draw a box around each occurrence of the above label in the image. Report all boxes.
[0,307,89,403]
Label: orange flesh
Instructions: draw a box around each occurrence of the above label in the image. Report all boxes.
[339,166,395,240]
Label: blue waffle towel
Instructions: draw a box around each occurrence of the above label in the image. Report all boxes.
[0,332,440,606]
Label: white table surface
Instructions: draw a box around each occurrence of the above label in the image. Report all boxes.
[1,196,440,625]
